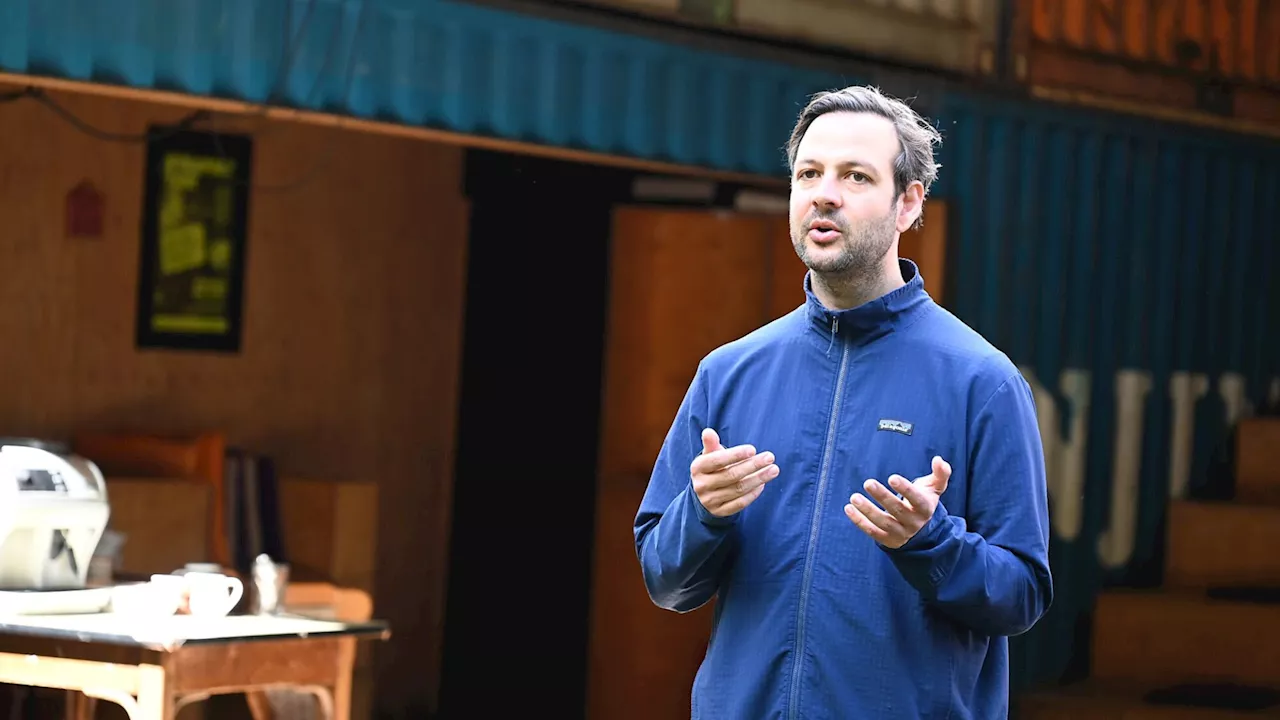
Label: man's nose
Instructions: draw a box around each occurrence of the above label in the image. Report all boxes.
[812,173,841,208]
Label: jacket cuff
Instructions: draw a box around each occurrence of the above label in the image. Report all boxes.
[881,501,957,591]
[897,500,951,552]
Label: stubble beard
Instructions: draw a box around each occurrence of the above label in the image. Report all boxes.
[791,203,899,298]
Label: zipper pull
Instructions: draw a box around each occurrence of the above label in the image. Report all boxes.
[831,317,839,335]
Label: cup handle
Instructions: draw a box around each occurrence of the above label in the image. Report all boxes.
[223,577,244,614]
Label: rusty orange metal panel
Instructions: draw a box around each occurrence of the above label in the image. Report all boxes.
[1012,0,1280,124]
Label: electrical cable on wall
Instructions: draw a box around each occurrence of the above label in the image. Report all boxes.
[0,0,371,194]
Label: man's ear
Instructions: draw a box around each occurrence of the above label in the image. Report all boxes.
[896,181,925,232]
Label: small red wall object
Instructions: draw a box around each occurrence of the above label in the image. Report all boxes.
[66,180,105,239]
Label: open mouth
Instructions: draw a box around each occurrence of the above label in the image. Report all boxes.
[807,219,841,243]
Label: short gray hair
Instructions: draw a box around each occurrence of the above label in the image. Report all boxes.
[785,86,942,222]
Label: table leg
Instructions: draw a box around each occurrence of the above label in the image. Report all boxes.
[64,690,96,720]
[0,653,157,720]
[245,690,274,720]
[133,665,173,720]
[332,636,356,720]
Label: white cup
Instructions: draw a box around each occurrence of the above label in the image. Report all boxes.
[111,577,184,617]
[184,572,243,617]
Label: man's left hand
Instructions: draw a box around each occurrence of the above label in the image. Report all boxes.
[845,456,952,549]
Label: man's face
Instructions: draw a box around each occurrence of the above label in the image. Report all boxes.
[788,111,920,279]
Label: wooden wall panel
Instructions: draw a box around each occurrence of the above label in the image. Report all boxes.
[767,216,808,320]
[0,91,468,715]
[1235,417,1280,503]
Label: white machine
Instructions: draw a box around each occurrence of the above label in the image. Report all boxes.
[0,441,110,590]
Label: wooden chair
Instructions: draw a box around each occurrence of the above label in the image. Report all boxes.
[244,583,374,720]
[71,432,230,568]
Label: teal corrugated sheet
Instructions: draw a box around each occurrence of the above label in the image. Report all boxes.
[0,0,855,176]
[933,92,1280,690]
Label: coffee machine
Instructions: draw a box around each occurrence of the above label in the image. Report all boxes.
[0,440,110,590]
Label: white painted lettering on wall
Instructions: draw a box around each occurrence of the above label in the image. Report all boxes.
[1020,366,1276,569]
[1167,372,1211,501]
[1021,367,1091,541]
[1096,370,1152,569]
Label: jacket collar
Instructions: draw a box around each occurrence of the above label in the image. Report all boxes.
[804,258,932,344]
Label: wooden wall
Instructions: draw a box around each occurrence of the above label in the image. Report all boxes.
[0,90,468,715]
[587,202,947,719]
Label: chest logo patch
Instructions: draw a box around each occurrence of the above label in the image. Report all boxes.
[877,419,913,436]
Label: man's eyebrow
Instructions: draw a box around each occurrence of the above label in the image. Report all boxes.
[794,158,879,175]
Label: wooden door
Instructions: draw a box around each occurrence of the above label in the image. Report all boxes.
[587,206,783,720]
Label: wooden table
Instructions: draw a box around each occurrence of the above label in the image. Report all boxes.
[0,613,389,720]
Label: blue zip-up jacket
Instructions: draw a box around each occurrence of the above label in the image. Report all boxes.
[634,259,1053,720]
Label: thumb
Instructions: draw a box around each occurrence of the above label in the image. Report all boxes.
[701,428,722,454]
[927,456,951,494]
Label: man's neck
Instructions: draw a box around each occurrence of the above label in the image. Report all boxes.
[812,259,905,312]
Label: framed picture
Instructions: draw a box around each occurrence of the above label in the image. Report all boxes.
[136,128,253,353]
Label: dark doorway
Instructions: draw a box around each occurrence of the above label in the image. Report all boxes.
[436,149,636,719]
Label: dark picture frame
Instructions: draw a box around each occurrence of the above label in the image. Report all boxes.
[135,128,253,353]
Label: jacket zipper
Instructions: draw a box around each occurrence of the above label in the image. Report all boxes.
[787,316,850,719]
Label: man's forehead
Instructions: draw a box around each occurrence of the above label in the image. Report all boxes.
[796,111,898,169]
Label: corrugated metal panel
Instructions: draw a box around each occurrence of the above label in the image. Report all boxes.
[560,0,1000,77]
[734,0,1000,76]
[1011,0,1280,126]
[932,90,1280,689]
[0,0,855,177]
[570,0,681,14]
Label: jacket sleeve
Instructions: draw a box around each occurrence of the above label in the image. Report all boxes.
[884,371,1054,637]
[634,364,737,613]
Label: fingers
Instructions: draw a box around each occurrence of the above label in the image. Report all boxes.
[691,442,756,476]
[848,488,904,532]
[693,446,780,518]
[849,469,944,548]
[929,456,952,492]
[864,477,915,518]
[715,481,768,517]
[698,450,777,492]
[701,428,722,455]
[689,429,780,519]
[844,496,895,542]
[702,463,778,512]
[891,474,931,512]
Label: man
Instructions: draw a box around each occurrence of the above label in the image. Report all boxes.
[633,85,1053,720]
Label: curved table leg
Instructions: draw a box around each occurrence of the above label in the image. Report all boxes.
[64,690,96,720]
[79,688,142,720]
[259,685,336,720]
[301,685,335,720]
[173,691,212,715]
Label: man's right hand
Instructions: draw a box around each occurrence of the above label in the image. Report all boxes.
[691,428,779,518]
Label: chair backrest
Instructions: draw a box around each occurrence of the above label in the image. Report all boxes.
[72,432,230,567]
[283,582,373,622]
